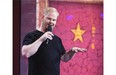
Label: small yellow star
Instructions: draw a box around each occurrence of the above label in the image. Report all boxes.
[91,43,95,49]
[71,23,85,42]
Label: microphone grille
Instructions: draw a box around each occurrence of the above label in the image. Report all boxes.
[46,25,52,32]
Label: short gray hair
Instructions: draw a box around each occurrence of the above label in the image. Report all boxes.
[44,7,59,16]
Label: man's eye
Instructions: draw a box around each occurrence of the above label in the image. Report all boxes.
[47,18,50,20]
[53,19,56,21]
[49,18,51,20]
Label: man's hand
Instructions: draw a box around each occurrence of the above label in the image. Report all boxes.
[71,47,87,53]
[40,31,54,42]
[61,47,87,62]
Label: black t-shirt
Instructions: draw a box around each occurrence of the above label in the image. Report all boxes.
[22,30,66,75]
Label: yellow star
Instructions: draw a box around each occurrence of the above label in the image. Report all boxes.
[91,43,95,49]
[71,23,85,42]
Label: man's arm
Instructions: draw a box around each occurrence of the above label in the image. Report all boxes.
[22,32,54,58]
[22,38,43,58]
[61,47,87,62]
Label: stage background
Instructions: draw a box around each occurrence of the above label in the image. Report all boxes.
[49,1,103,75]
[21,0,36,75]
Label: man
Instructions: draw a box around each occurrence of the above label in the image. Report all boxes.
[22,7,87,75]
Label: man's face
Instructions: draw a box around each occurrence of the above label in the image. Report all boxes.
[42,12,58,30]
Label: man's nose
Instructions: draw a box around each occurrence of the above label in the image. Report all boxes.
[49,20,53,23]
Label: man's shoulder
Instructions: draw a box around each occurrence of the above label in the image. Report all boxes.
[23,30,43,42]
[26,30,43,36]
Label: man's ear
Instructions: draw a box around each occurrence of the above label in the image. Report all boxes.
[40,16,44,23]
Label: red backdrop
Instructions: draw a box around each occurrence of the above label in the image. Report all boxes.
[49,1,103,75]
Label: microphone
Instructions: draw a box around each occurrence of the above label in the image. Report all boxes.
[46,25,52,44]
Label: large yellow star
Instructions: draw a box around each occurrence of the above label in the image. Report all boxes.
[71,23,86,42]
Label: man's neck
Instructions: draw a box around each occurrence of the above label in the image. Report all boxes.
[37,26,45,33]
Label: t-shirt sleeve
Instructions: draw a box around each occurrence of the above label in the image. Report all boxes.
[22,33,34,46]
